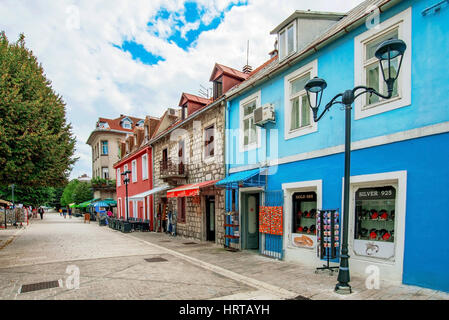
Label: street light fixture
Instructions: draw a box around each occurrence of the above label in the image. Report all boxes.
[304,39,406,294]
[121,170,131,222]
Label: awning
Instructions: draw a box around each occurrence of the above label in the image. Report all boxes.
[215,168,266,188]
[129,185,171,200]
[78,198,100,208]
[167,180,218,198]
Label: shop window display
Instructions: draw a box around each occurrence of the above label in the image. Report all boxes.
[291,192,317,249]
[353,186,396,259]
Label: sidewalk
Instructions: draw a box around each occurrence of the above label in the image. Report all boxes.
[123,229,449,300]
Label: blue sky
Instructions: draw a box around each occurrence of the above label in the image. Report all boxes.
[117,1,248,65]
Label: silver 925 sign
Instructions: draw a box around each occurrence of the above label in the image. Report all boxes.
[355,186,396,200]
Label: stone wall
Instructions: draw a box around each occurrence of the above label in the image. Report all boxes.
[152,102,226,244]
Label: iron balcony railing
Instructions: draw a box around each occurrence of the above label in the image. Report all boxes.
[159,158,187,179]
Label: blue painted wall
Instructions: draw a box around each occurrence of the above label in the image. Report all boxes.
[261,132,449,292]
[224,0,449,292]
[226,0,449,169]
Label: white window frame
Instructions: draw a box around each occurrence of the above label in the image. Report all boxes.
[203,119,217,163]
[354,7,411,120]
[102,167,109,179]
[279,20,297,60]
[343,170,407,282]
[284,60,318,140]
[239,90,262,152]
[142,154,148,180]
[117,168,121,186]
[131,160,137,182]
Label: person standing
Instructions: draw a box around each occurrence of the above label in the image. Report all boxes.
[38,207,44,220]
[68,207,72,219]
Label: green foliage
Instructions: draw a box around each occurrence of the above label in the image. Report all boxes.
[60,179,79,207]
[72,182,93,204]
[91,177,115,186]
[48,186,65,209]
[0,184,55,207]
[0,32,77,187]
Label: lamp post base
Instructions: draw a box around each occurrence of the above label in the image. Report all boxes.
[335,282,352,295]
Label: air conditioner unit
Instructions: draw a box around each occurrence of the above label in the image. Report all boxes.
[167,108,177,116]
[253,103,275,126]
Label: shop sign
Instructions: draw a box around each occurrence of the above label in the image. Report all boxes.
[353,239,395,260]
[355,186,396,200]
[293,192,316,201]
[291,233,316,249]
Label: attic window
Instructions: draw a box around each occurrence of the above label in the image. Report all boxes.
[98,122,109,129]
[136,120,144,127]
[213,77,223,100]
[122,119,132,129]
[279,21,296,60]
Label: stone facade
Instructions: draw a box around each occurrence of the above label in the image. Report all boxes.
[152,101,226,245]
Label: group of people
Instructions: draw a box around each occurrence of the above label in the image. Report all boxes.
[59,207,73,219]
[28,206,45,220]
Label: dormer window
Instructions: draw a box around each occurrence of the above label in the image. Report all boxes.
[213,77,223,100]
[121,117,132,129]
[98,122,109,129]
[136,120,144,127]
[279,21,296,60]
[181,105,188,120]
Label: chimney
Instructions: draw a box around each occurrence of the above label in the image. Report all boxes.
[242,64,253,74]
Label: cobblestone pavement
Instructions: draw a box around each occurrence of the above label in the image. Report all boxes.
[0,212,253,300]
[1,212,448,300]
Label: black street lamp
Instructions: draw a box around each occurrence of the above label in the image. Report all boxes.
[304,39,406,294]
[121,170,131,222]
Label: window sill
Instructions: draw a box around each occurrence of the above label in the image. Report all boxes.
[355,95,410,120]
[284,123,317,140]
[241,142,259,152]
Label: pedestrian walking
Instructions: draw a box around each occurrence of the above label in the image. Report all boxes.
[32,207,37,219]
[59,208,63,217]
[38,207,44,220]
[68,207,72,219]
[63,208,67,219]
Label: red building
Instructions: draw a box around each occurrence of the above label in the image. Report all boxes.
[114,117,160,229]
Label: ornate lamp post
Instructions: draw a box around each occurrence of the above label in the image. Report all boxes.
[304,39,407,294]
[121,170,131,222]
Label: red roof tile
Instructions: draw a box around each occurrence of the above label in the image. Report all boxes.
[179,93,212,106]
[209,63,249,82]
[97,115,144,132]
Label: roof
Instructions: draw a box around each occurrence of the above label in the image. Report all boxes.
[179,93,212,106]
[97,115,144,133]
[270,10,346,34]
[209,63,250,82]
[225,0,398,100]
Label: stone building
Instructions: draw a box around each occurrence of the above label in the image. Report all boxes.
[149,63,250,245]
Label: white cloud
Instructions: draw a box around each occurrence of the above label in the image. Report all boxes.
[0,0,363,180]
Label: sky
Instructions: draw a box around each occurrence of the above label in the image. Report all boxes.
[0,0,364,180]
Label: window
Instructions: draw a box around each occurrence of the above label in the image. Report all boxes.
[284,60,318,140]
[122,120,132,129]
[117,168,121,186]
[204,125,215,159]
[102,167,109,179]
[131,160,137,182]
[354,8,411,120]
[177,197,186,223]
[364,29,399,106]
[162,148,168,170]
[240,91,261,151]
[101,141,108,155]
[289,73,311,131]
[279,22,296,60]
[213,77,223,99]
[142,154,148,180]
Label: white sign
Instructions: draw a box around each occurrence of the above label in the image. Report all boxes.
[353,239,395,260]
[291,233,316,249]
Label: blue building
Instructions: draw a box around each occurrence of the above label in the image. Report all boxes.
[218,0,449,292]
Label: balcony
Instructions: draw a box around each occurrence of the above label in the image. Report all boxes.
[160,158,187,181]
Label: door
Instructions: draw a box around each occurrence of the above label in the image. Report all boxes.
[243,193,260,250]
[206,196,215,242]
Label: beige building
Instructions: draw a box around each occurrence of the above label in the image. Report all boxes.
[86,115,143,200]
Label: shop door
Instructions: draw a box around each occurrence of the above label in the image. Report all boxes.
[243,193,259,250]
[206,196,215,242]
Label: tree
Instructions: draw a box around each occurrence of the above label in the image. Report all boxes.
[72,182,93,204]
[60,179,79,207]
[48,186,65,209]
[0,32,77,187]
[0,185,54,207]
